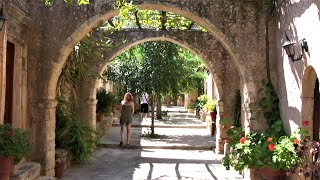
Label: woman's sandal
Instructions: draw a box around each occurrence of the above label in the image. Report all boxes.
[119,141,123,147]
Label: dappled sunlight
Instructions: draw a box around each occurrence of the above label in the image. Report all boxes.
[140,149,219,161]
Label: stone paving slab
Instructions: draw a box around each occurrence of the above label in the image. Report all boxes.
[100,125,215,148]
[62,148,244,180]
[63,106,243,180]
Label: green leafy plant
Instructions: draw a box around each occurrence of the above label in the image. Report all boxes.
[204,99,217,112]
[221,80,298,172]
[190,94,208,118]
[287,121,320,179]
[56,103,100,164]
[232,90,241,127]
[221,124,299,171]
[96,88,118,115]
[0,124,31,163]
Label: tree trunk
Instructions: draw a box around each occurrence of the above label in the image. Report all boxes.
[150,94,155,134]
[156,94,162,119]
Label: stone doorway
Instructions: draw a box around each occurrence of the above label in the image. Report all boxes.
[313,78,320,141]
[4,41,14,125]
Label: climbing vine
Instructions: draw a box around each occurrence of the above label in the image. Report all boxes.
[56,32,112,163]
[259,80,285,137]
[232,90,241,127]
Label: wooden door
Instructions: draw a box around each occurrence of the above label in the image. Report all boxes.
[4,41,14,124]
[313,78,320,141]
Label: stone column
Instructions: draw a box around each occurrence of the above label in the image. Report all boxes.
[243,102,267,133]
[32,99,58,176]
[215,100,226,154]
[84,98,98,128]
[0,22,7,124]
[243,102,267,180]
[79,76,98,128]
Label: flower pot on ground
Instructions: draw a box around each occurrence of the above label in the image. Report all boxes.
[190,95,208,119]
[0,157,14,180]
[55,162,65,178]
[260,168,285,180]
[96,88,118,121]
[96,112,104,121]
[0,124,31,180]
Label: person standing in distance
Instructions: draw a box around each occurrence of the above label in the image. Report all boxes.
[140,92,149,121]
[119,92,134,147]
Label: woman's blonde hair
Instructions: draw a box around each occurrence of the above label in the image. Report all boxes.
[123,92,133,102]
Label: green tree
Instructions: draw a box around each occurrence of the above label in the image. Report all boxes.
[106,41,205,134]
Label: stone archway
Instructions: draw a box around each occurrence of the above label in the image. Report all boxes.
[76,30,242,157]
[301,66,319,140]
[26,1,267,175]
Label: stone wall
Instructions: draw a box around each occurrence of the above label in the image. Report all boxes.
[2,0,271,176]
[276,0,320,134]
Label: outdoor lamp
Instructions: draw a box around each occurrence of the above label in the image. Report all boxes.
[0,6,6,31]
[282,34,309,62]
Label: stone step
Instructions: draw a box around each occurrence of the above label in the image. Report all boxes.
[11,162,41,180]
[112,123,207,129]
[36,176,56,180]
[100,143,215,150]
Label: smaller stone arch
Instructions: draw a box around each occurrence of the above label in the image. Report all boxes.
[301,65,318,139]
[81,36,225,126]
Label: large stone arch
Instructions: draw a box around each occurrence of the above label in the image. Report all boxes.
[26,0,268,175]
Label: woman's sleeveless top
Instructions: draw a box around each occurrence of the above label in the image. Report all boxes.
[120,103,133,125]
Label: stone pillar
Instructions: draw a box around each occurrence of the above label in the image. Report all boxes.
[243,102,267,133]
[243,102,267,180]
[0,22,7,124]
[215,100,226,154]
[184,90,198,109]
[32,99,58,176]
[84,98,98,128]
[79,77,98,128]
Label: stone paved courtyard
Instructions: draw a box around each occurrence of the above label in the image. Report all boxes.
[62,107,244,180]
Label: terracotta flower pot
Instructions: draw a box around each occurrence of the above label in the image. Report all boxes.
[209,111,216,122]
[0,157,14,180]
[55,162,65,178]
[260,168,285,180]
[96,113,104,121]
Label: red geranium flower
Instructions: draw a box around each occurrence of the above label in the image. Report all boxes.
[293,139,299,144]
[268,144,275,151]
[239,137,246,144]
[303,120,310,126]
[225,125,231,130]
[247,125,251,129]
[267,137,273,142]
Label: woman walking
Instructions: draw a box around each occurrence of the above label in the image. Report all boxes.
[119,92,134,147]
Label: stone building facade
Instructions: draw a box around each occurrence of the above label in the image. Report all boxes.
[3,0,318,179]
[275,1,320,139]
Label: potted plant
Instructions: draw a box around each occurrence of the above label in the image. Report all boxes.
[286,120,320,179]
[190,95,208,119]
[0,124,31,180]
[204,99,217,119]
[221,119,300,179]
[96,88,117,121]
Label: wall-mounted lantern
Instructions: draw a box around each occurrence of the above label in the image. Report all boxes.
[282,33,309,62]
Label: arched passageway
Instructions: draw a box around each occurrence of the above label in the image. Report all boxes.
[25,1,268,175]
[76,30,239,155]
